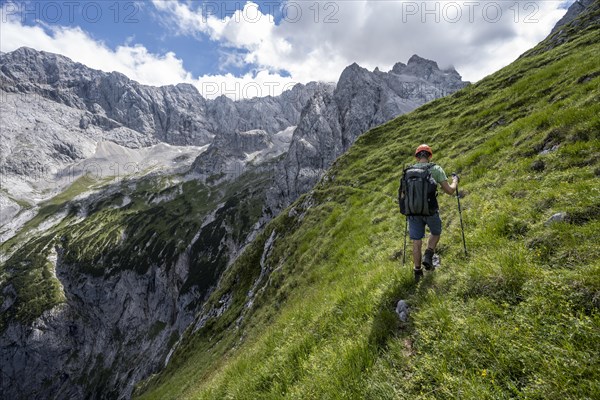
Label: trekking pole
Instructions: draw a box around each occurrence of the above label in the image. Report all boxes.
[403,216,408,266]
[453,174,468,256]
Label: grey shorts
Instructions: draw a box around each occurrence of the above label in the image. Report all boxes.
[408,213,442,240]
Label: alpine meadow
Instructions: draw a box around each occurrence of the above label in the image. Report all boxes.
[135,4,600,400]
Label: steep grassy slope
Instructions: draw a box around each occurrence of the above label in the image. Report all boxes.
[136,11,600,400]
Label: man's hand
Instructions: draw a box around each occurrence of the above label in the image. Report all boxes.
[442,173,460,195]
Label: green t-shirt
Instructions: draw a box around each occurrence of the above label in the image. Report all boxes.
[412,162,448,185]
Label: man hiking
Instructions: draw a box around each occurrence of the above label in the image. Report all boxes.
[399,144,459,282]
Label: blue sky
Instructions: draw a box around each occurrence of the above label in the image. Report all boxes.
[1,1,573,99]
[3,1,252,75]
[1,1,298,77]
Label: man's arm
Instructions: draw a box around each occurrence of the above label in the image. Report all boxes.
[440,175,459,195]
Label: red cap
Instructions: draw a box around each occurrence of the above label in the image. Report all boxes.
[415,144,433,158]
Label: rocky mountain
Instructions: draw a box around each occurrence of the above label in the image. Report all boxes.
[0,47,320,144]
[1,47,466,400]
[186,53,467,212]
[0,47,325,194]
[267,55,468,212]
[0,48,329,238]
[1,47,466,217]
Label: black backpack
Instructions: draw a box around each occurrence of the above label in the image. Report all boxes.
[399,164,439,216]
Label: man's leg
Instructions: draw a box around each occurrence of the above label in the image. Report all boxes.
[423,214,443,270]
[413,239,423,268]
[408,216,425,282]
[427,234,440,252]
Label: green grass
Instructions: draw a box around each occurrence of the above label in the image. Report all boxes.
[134,14,600,400]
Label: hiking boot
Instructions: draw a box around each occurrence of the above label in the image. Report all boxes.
[414,267,424,283]
[423,248,435,270]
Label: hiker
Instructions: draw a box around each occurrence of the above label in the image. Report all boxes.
[399,144,459,282]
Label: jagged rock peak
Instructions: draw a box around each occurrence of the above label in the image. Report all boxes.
[391,62,407,74]
[337,62,373,86]
[390,54,467,83]
[342,62,368,74]
[7,46,61,58]
[1,47,336,149]
[407,54,439,69]
[390,55,458,79]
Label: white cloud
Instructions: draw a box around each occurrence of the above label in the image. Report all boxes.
[152,0,569,83]
[151,0,344,82]
[1,1,570,100]
[0,4,299,99]
[0,8,192,87]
